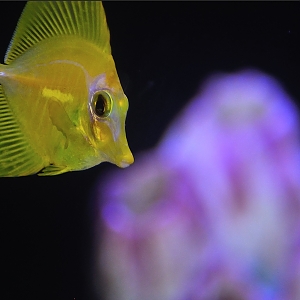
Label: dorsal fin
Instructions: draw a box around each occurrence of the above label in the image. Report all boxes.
[5,1,111,64]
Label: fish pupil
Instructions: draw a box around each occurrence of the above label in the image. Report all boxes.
[93,91,112,118]
[95,94,106,116]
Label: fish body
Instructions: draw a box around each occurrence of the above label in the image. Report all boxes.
[0,1,134,176]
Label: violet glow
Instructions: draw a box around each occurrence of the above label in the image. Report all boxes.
[94,70,300,300]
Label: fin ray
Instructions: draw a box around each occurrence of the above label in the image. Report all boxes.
[0,85,44,176]
[38,164,67,176]
[5,1,111,64]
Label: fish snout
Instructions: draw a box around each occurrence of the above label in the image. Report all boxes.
[116,147,134,168]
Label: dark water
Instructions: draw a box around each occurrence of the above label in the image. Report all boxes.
[0,2,299,300]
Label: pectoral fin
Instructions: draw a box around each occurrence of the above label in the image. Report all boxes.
[47,99,76,149]
[37,99,75,176]
[0,85,44,176]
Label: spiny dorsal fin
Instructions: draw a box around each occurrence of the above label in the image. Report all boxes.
[5,1,111,64]
[0,85,44,176]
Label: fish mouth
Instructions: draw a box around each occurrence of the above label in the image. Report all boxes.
[99,145,134,168]
[118,161,131,168]
[115,151,134,168]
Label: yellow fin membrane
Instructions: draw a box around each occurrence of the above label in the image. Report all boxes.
[5,1,111,64]
[0,85,44,176]
[39,165,67,176]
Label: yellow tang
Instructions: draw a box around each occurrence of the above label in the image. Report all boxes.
[0,1,134,176]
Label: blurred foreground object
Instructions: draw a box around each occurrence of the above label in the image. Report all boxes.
[94,70,300,300]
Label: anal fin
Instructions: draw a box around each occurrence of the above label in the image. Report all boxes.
[0,84,44,176]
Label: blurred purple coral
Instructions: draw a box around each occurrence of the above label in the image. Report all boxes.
[94,70,300,300]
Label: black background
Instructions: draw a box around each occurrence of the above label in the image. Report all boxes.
[1,2,299,300]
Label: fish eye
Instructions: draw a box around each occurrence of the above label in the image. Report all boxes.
[92,91,112,118]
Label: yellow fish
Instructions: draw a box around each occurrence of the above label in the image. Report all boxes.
[0,1,134,176]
